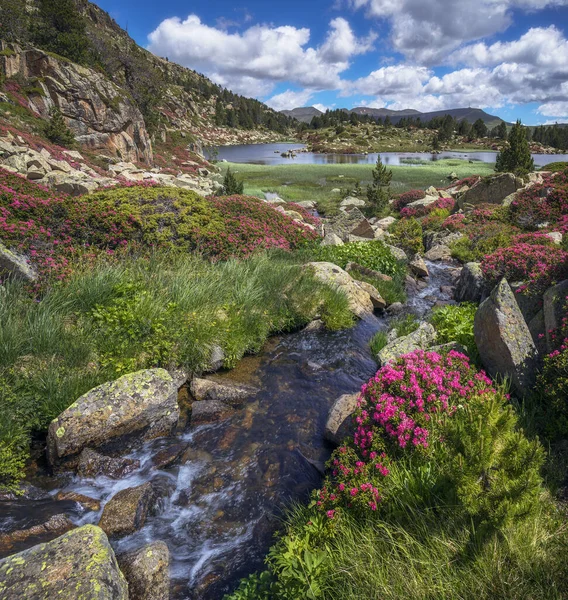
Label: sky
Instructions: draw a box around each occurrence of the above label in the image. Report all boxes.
[95,0,568,124]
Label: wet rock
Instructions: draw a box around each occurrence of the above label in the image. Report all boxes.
[117,541,170,600]
[409,254,429,278]
[302,319,326,332]
[424,244,452,261]
[325,393,359,445]
[190,378,259,406]
[386,302,404,315]
[454,262,487,303]
[47,368,179,468]
[474,279,538,396]
[440,285,454,296]
[0,525,128,599]
[459,173,523,208]
[543,279,568,352]
[377,322,437,366]
[76,448,140,479]
[306,262,375,318]
[0,240,37,282]
[0,514,75,555]
[0,483,50,501]
[152,439,190,469]
[98,482,157,538]
[54,491,101,511]
[354,280,386,310]
[191,400,234,425]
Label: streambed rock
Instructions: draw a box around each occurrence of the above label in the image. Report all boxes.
[47,368,180,468]
[117,542,170,600]
[98,482,157,539]
[474,279,538,396]
[354,280,386,310]
[409,254,429,278]
[325,393,359,445]
[76,448,140,479]
[424,244,452,262]
[0,525,128,599]
[377,322,437,366]
[54,491,101,511]
[190,378,259,406]
[191,400,234,425]
[0,514,75,555]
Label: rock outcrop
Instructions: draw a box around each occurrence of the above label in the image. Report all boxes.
[76,448,140,479]
[0,525,128,599]
[47,369,180,468]
[474,279,538,396]
[117,542,170,600]
[459,173,523,208]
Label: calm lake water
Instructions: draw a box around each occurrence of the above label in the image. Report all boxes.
[207,143,568,168]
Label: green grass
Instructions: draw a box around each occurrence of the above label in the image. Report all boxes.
[222,160,495,215]
[0,251,353,490]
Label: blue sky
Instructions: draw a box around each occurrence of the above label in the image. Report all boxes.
[96,0,568,124]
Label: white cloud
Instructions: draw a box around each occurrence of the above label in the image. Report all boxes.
[348,0,568,63]
[537,101,568,117]
[147,15,374,97]
[313,103,335,112]
[346,65,431,97]
[265,89,315,111]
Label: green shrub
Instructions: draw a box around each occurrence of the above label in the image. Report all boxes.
[535,343,568,440]
[430,303,479,361]
[43,106,75,147]
[219,167,244,195]
[543,162,568,173]
[313,241,403,276]
[388,218,424,255]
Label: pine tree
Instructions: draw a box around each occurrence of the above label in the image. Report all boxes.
[219,167,244,196]
[472,118,488,138]
[495,120,534,175]
[44,106,75,148]
[366,156,392,216]
[496,121,508,140]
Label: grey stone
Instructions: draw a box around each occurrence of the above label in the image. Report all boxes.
[76,448,140,479]
[190,378,259,406]
[409,254,429,278]
[325,393,359,445]
[117,542,170,600]
[99,483,157,538]
[424,244,452,261]
[454,262,487,303]
[377,322,437,366]
[0,240,37,282]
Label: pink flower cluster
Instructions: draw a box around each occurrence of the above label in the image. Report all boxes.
[393,189,426,212]
[400,196,456,219]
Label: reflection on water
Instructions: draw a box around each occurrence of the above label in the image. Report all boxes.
[207,142,568,168]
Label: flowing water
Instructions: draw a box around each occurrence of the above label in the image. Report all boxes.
[0,262,455,599]
[207,142,568,168]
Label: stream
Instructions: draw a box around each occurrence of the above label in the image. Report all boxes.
[0,261,456,599]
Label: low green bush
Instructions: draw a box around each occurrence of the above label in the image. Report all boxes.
[388,218,424,255]
[313,241,403,276]
[430,303,479,362]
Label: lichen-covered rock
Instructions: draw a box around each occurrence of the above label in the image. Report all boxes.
[385,244,408,262]
[190,378,259,406]
[459,173,523,208]
[306,262,375,318]
[474,279,538,396]
[409,254,429,278]
[377,322,437,366]
[543,279,568,352]
[325,393,359,445]
[117,542,170,600]
[76,448,140,479]
[424,244,452,262]
[47,369,179,468]
[353,280,386,310]
[454,262,487,303]
[0,240,37,282]
[98,483,157,539]
[349,219,375,239]
[0,525,128,599]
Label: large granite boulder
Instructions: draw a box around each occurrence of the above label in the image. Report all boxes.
[474,279,538,396]
[98,482,157,539]
[0,525,128,599]
[117,542,170,600]
[325,393,359,445]
[459,173,523,208]
[306,262,375,318]
[424,244,452,262]
[454,262,487,303]
[377,322,437,366]
[543,279,568,352]
[47,369,180,468]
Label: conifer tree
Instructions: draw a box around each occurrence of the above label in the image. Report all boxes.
[366,156,392,216]
[44,106,75,148]
[495,120,534,175]
[220,167,244,195]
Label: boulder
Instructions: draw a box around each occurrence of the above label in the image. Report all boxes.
[409,254,429,278]
[377,322,437,366]
[98,482,157,538]
[321,232,344,246]
[325,393,359,445]
[349,219,375,239]
[117,542,170,600]
[340,196,365,209]
[543,279,568,352]
[454,262,487,303]
[374,216,397,229]
[385,244,408,262]
[424,244,452,261]
[386,302,404,315]
[0,240,37,282]
[151,439,190,470]
[47,369,180,468]
[306,262,374,318]
[423,231,463,252]
[354,280,386,310]
[407,195,438,209]
[0,525,128,599]
[54,491,101,511]
[474,279,538,396]
[459,173,523,208]
[76,448,140,479]
[190,378,259,406]
[345,262,392,282]
[545,231,563,245]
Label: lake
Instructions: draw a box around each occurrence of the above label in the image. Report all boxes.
[207,143,568,168]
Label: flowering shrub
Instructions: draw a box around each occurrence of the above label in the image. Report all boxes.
[393,189,425,211]
[481,243,568,294]
[510,172,568,229]
[450,221,520,263]
[315,350,543,529]
[442,212,466,231]
[537,339,568,440]
[388,217,424,255]
[400,196,456,219]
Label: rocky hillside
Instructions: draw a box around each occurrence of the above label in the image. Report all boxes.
[0,0,294,173]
